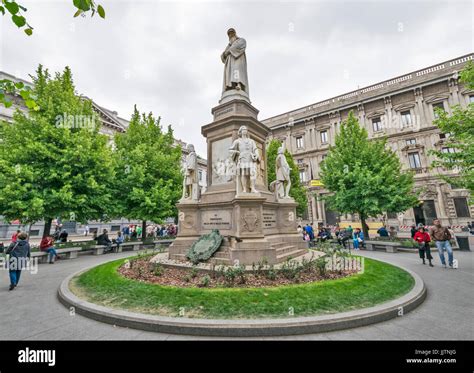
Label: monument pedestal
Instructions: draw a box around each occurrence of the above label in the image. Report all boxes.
[169,98,307,265]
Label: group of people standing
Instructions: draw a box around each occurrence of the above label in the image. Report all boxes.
[121,224,177,240]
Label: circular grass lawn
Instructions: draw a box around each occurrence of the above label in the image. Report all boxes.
[71,256,415,319]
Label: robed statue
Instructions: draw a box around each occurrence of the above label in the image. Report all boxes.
[221,28,249,96]
[275,145,292,200]
[182,144,199,201]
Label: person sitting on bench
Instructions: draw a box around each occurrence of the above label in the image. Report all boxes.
[96,229,113,253]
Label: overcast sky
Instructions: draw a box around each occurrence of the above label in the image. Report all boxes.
[1,0,472,156]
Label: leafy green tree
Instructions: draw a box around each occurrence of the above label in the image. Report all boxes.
[320,111,419,238]
[0,0,105,107]
[267,138,308,217]
[0,65,115,237]
[430,61,474,197]
[113,107,183,239]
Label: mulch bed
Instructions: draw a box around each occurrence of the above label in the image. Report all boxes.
[118,257,357,288]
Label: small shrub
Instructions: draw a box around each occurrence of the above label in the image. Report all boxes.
[265,265,277,281]
[190,267,199,279]
[154,264,163,277]
[279,259,300,280]
[316,256,327,276]
[199,275,211,288]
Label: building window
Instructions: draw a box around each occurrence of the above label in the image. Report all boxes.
[297,159,304,165]
[441,147,456,154]
[372,117,382,132]
[400,110,412,127]
[296,136,304,149]
[469,95,474,103]
[408,152,421,169]
[320,131,328,144]
[432,102,445,118]
[299,170,306,182]
[198,170,203,182]
[453,197,471,218]
[406,138,416,145]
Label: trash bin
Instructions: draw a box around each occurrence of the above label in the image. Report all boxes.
[456,236,470,251]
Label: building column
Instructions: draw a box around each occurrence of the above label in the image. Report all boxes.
[436,183,449,225]
[448,73,460,107]
[311,194,318,222]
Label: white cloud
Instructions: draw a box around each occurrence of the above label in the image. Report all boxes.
[1,0,472,156]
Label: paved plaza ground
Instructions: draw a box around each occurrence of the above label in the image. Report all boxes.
[0,249,472,340]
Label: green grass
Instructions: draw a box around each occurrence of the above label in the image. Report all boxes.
[73,256,414,319]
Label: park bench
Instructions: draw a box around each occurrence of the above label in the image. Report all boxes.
[120,241,144,252]
[31,247,82,263]
[364,240,401,253]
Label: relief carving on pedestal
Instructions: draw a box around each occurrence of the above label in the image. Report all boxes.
[179,212,196,230]
[242,209,259,232]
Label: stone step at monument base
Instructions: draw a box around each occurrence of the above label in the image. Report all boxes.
[275,244,301,256]
[169,253,232,266]
[270,242,294,250]
[276,248,309,262]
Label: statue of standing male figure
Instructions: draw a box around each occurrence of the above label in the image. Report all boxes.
[275,145,292,200]
[229,125,260,195]
[182,144,199,201]
[221,28,249,98]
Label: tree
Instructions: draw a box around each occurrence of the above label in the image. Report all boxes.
[0,65,115,237]
[0,0,105,107]
[430,61,474,197]
[267,138,308,217]
[320,111,419,238]
[113,106,183,240]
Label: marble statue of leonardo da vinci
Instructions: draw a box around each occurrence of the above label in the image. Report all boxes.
[221,28,249,95]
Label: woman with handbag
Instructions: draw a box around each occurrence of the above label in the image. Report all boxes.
[6,231,31,290]
[414,226,433,267]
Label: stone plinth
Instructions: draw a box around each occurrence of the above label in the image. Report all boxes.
[169,98,307,265]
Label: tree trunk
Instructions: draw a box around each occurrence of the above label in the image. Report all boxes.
[142,220,147,242]
[43,218,53,238]
[360,214,369,239]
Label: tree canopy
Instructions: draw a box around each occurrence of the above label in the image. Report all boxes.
[112,106,183,236]
[320,111,419,237]
[0,65,115,236]
[431,61,474,198]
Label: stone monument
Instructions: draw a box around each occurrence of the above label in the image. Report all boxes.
[169,28,307,265]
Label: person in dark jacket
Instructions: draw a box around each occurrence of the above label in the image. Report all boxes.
[58,229,68,243]
[6,231,30,290]
[96,229,113,253]
[377,225,389,237]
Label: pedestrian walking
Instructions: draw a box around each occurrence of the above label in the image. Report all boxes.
[429,219,455,269]
[6,231,30,291]
[413,226,433,267]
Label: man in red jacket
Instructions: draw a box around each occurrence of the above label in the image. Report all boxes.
[39,235,58,264]
[414,226,433,267]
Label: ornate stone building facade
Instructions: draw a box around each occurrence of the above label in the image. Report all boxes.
[261,54,474,230]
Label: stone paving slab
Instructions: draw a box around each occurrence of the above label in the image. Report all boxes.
[0,249,472,340]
